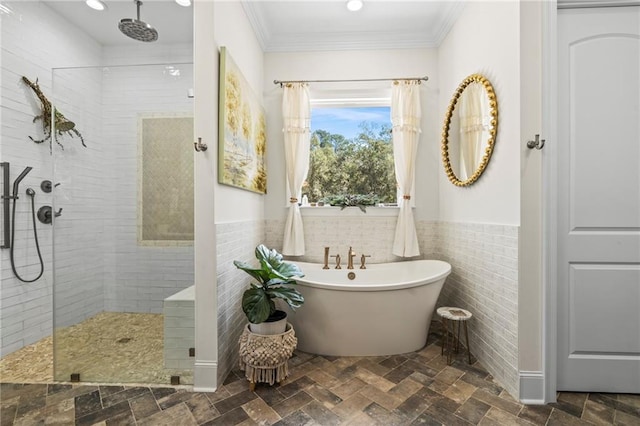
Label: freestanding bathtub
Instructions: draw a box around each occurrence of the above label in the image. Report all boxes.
[282,260,452,356]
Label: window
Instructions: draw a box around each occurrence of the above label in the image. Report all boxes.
[303,106,397,205]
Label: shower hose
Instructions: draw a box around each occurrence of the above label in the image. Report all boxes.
[10,188,44,282]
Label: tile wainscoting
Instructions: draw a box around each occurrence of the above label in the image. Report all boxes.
[265,216,435,264]
[216,221,265,384]
[431,222,519,398]
[260,219,518,398]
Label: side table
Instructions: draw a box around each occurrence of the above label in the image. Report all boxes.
[437,306,473,365]
[238,323,297,391]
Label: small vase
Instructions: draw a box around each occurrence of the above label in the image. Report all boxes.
[248,310,287,335]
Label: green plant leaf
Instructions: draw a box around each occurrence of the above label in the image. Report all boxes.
[255,244,283,268]
[242,287,272,323]
[265,278,288,286]
[320,193,380,212]
[268,287,305,310]
[254,244,304,286]
[233,260,267,284]
[235,245,306,322]
[276,262,304,280]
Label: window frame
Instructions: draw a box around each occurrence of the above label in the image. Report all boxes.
[307,96,398,203]
[285,89,417,216]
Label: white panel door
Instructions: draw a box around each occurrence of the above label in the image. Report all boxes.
[557,5,640,392]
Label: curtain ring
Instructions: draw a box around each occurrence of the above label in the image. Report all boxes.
[403,195,411,200]
[289,197,298,203]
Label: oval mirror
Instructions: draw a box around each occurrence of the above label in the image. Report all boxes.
[441,74,498,186]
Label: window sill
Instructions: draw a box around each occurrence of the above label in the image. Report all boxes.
[299,205,400,217]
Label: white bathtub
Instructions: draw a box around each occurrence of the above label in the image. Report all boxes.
[282,260,452,356]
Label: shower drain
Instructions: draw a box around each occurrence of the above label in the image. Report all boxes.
[116,337,132,344]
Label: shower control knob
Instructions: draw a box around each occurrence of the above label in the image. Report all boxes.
[40,180,61,193]
[37,205,62,224]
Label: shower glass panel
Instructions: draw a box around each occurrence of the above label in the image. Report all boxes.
[51,63,194,385]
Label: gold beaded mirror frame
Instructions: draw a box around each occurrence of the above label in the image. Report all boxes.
[441,74,498,187]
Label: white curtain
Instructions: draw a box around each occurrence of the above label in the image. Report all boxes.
[391,80,421,257]
[458,82,488,180]
[282,83,311,256]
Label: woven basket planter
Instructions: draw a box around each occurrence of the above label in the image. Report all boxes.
[238,323,297,389]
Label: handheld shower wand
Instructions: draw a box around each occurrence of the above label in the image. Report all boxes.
[2,165,34,250]
[8,167,44,282]
[12,166,32,198]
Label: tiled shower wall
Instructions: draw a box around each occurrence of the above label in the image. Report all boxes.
[432,222,519,398]
[50,67,106,329]
[0,0,195,357]
[216,220,265,383]
[100,50,194,313]
[0,1,103,355]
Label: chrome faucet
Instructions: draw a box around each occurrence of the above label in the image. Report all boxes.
[347,246,356,269]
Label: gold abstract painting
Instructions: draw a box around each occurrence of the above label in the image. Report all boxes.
[218,46,267,194]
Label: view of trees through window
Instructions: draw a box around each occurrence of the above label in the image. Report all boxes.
[303,106,397,204]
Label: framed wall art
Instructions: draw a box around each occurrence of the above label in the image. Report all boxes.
[218,46,267,194]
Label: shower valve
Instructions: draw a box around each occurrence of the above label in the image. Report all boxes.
[37,205,62,224]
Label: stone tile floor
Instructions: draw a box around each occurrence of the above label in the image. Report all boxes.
[0,312,192,385]
[1,332,639,425]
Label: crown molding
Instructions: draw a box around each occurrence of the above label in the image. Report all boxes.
[241,0,269,51]
[432,1,466,47]
[265,30,439,52]
[242,1,466,53]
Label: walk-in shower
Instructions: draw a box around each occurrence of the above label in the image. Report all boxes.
[0,62,194,386]
[0,0,194,387]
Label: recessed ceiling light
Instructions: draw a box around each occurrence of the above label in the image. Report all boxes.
[85,0,107,11]
[175,0,191,7]
[346,0,363,12]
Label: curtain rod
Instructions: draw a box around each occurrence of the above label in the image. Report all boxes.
[273,76,429,87]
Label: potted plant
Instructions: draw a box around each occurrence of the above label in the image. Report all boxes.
[234,244,305,335]
[320,193,381,213]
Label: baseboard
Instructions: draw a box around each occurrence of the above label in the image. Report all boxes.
[519,370,545,404]
[193,360,218,392]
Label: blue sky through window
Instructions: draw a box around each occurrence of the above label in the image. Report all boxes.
[311,106,390,139]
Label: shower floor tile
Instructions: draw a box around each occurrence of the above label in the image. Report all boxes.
[0,312,192,386]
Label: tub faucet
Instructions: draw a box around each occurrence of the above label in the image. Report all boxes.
[323,247,330,269]
[360,254,371,269]
[331,254,342,269]
[347,246,356,269]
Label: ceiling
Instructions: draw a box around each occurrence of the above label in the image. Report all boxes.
[44,0,465,50]
[44,0,193,46]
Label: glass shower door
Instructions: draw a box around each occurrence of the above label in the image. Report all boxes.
[51,63,194,385]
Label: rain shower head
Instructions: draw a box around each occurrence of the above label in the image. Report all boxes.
[118,0,158,43]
